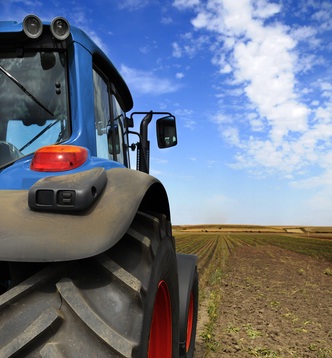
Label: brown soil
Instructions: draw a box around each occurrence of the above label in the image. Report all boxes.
[196,245,332,357]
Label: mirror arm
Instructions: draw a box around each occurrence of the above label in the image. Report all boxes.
[138,111,153,174]
[128,111,176,173]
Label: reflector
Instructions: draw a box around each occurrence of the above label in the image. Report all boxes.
[23,15,43,39]
[30,145,88,172]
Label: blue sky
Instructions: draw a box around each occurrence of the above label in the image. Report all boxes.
[2,0,332,225]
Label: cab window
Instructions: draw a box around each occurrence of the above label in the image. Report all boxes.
[93,68,110,160]
[110,94,127,166]
[93,67,127,165]
[0,51,69,167]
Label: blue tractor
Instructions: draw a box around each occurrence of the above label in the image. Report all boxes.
[0,15,198,357]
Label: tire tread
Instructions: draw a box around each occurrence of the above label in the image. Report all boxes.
[56,278,134,358]
[0,211,177,357]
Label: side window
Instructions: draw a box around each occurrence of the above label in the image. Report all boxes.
[93,68,111,160]
[93,67,127,165]
[110,95,126,165]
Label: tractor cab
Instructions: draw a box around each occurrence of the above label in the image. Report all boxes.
[0,15,177,188]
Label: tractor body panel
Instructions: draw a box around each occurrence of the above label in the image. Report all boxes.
[0,167,170,262]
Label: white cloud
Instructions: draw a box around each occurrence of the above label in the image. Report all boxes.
[183,120,196,129]
[290,26,317,44]
[161,17,173,25]
[222,126,240,146]
[176,72,185,79]
[174,108,194,117]
[173,0,332,183]
[139,40,158,55]
[312,2,332,30]
[7,0,41,5]
[84,30,109,53]
[152,157,168,165]
[120,65,181,95]
[213,112,233,124]
[173,0,200,9]
[174,108,196,129]
[117,0,149,11]
[172,42,182,58]
[252,0,281,19]
[172,33,210,59]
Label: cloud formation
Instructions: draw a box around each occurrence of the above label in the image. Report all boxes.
[173,0,332,181]
[120,65,181,95]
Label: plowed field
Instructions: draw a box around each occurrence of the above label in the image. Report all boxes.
[174,231,332,357]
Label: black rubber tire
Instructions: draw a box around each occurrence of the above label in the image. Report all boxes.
[0,211,179,357]
[183,270,198,358]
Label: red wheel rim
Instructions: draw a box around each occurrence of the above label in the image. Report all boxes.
[148,280,172,358]
[186,292,194,352]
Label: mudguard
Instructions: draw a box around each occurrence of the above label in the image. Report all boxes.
[0,168,170,262]
[177,253,198,355]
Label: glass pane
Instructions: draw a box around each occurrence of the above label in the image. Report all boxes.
[111,95,125,165]
[93,68,111,160]
[0,51,69,165]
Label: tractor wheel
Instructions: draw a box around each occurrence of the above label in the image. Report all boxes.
[0,211,179,357]
[183,270,198,357]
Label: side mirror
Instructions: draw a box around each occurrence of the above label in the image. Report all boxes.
[156,115,177,148]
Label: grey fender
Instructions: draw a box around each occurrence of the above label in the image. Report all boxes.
[0,168,170,262]
[177,253,198,356]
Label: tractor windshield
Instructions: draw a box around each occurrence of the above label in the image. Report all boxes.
[0,51,69,167]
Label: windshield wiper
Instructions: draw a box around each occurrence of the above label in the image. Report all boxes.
[0,64,54,117]
[19,119,60,152]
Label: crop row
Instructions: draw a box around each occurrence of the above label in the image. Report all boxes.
[229,232,332,262]
[175,231,332,282]
[174,231,332,356]
[174,233,242,353]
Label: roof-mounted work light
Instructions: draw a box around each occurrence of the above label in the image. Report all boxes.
[23,15,43,39]
[50,17,70,40]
